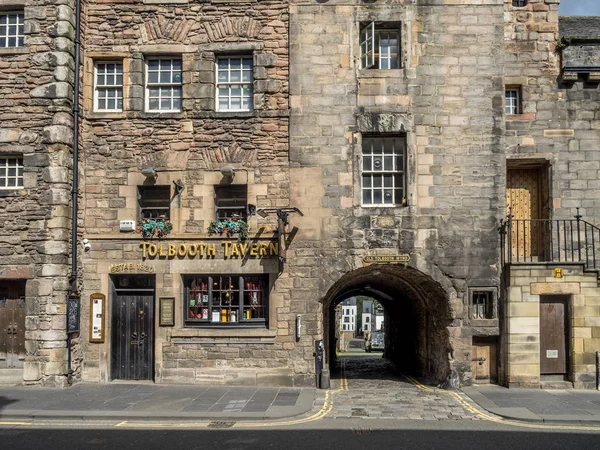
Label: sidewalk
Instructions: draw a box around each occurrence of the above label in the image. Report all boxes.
[0,383,315,422]
[463,385,600,424]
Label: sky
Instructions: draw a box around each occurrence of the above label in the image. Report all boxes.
[559,0,600,16]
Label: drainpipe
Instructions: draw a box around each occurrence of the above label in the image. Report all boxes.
[66,0,82,383]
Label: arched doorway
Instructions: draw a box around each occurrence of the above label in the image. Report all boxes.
[323,264,453,384]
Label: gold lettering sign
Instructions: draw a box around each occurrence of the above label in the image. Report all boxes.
[363,254,410,266]
[109,262,155,273]
[554,268,563,278]
[139,241,279,259]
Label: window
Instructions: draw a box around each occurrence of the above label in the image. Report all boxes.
[505,88,520,115]
[138,186,170,220]
[0,157,23,188]
[365,316,370,323]
[94,62,123,112]
[216,56,253,111]
[0,12,24,48]
[344,316,350,323]
[472,291,495,319]
[362,136,406,206]
[145,58,182,112]
[184,275,268,326]
[360,22,400,70]
[215,185,248,220]
[512,0,527,6]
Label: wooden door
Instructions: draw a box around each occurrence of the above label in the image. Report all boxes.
[507,168,541,258]
[111,291,154,380]
[540,296,568,375]
[472,337,497,383]
[0,281,26,369]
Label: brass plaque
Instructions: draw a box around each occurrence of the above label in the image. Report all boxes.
[159,297,175,327]
[363,254,410,265]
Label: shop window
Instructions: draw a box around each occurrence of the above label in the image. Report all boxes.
[512,0,527,7]
[0,12,24,48]
[360,22,400,70]
[505,87,521,115]
[138,186,170,220]
[0,157,23,188]
[361,136,406,206]
[94,61,123,112]
[471,290,495,320]
[145,57,182,112]
[184,275,268,326]
[216,56,253,111]
[215,185,248,220]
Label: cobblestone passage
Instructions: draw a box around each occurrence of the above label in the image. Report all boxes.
[316,354,479,420]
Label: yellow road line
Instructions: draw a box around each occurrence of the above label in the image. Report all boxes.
[0,421,31,426]
[403,373,600,432]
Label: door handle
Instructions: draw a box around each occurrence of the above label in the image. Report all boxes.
[131,332,138,339]
[472,357,486,366]
[140,332,146,340]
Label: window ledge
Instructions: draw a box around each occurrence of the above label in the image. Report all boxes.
[87,111,128,120]
[0,188,24,197]
[138,111,185,119]
[506,113,535,121]
[212,110,255,119]
[172,327,276,339]
[358,69,404,79]
[0,47,28,55]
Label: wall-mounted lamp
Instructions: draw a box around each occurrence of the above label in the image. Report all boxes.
[220,167,235,179]
[173,179,185,195]
[141,168,158,180]
[255,207,304,273]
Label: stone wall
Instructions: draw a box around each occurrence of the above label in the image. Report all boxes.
[0,0,76,385]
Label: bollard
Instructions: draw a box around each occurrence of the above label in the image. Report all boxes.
[597,351,600,391]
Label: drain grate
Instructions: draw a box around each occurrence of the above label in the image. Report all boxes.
[351,408,368,417]
[352,427,372,435]
[208,421,236,428]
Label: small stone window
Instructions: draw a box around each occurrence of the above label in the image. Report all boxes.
[145,57,182,112]
[361,136,406,206]
[0,12,24,48]
[216,56,253,111]
[94,61,123,112]
[0,157,23,188]
[471,290,495,320]
[215,185,248,220]
[505,87,521,115]
[138,186,170,220]
[512,0,527,7]
[184,274,268,326]
[360,22,400,70]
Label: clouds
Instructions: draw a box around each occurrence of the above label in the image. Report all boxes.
[559,0,600,16]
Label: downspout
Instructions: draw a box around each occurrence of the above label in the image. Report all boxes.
[67,0,82,383]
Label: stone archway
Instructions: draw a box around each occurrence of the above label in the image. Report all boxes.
[322,264,454,384]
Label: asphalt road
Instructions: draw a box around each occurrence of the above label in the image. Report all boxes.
[1,420,600,450]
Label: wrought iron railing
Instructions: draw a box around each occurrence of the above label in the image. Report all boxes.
[500,208,600,271]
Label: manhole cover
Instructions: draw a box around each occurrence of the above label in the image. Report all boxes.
[208,421,236,428]
[351,408,368,417]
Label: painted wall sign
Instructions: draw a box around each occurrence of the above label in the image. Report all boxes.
[363,254,410,266]
[139,241,279,259]
[546,349,559,359]
[159,297,175,327]
[554,268,563,278]
[109,262,155,273]
[89,293,105,343]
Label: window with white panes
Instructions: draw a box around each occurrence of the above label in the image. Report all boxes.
[216,56,253,111]
[94,62,123,112]
[0,157,23,188]
[0,12,24,48]
[145,58,182,112]
[361,137,406,206]
[505,89,520,115]
[360,22,400,70]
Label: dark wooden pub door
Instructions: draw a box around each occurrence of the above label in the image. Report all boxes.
[111,276,155,380]
[0,280,26,369]
[540,295,568,376]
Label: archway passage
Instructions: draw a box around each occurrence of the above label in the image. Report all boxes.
[323,265,453,384]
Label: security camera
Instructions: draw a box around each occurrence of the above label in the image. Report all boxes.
[82,238,91,252]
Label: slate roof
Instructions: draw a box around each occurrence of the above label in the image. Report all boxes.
[559,16,600,40]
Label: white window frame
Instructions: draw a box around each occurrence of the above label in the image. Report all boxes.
[505,88,520,115]
[216,56,254,112]
[361,136,406,207]
[145,57,182,113]
[0,157,23,189]
[360,22,400,70]
[0,11,24,48]
[94,61,124,112]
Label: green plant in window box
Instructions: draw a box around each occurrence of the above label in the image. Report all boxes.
[136,217,173,239]
[207,218,249,242]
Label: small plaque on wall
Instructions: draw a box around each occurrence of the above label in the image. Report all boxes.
[89,293,105,343]
[160,297,175,327]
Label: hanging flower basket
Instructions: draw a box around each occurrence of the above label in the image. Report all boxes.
[207,218,249,242]
[136,218,173,239]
